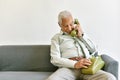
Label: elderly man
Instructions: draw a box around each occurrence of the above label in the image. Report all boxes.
[46,10,116,80]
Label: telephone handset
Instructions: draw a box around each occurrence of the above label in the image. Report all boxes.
[70,19,79,37]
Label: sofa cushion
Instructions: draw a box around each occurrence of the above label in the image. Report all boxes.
[0,45,57,71]
[0,71,52,80]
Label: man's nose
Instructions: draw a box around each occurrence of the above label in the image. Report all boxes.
[68,25,72,30]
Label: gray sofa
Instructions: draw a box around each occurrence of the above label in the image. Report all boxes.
[0,45,118,80]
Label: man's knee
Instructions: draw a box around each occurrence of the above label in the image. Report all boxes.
[46,68,76,80]
[46,74,66,80]
[86,70,116,80]
[97,71,116,80]
[105,73,116,80]
[46,76,57,80]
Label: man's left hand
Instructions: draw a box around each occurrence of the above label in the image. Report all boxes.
[74,22,83,37]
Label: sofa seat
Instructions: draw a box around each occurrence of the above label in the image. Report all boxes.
[0,71,52,80]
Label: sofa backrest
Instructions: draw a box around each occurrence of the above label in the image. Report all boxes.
[0,45,58,71]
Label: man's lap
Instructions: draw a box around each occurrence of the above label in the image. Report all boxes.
[83,70,116,80]
[47,68,116,80]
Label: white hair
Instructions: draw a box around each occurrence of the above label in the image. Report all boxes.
[58,10,72,25]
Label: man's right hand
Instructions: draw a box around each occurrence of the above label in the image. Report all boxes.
[74,58,92,69]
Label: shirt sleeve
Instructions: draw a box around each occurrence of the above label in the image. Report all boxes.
[50,34,77,68]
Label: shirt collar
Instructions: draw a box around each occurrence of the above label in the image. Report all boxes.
[60,30,68,35]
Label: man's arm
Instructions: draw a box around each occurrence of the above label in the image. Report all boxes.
[74,21,97,55]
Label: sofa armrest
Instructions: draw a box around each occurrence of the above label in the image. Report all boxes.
[101,54,119,80]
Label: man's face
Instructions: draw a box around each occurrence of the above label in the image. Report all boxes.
[60,16,74,34]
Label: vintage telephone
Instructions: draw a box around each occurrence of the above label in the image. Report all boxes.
[70,18,79,37]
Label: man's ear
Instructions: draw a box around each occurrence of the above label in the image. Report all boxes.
[58,22,61,27]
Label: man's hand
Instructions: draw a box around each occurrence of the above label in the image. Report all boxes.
[74,22,84,37]
[74,58,92,69]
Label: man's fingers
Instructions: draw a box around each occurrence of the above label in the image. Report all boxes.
[83,62,92,66]
[80,59,92,66]
[86,60,92,64]
[81,59,92,63]
[82,65,88,68]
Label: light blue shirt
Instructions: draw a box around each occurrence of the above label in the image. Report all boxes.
[50,31,97,68]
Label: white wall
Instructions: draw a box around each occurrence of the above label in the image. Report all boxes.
[0,0,119,77]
